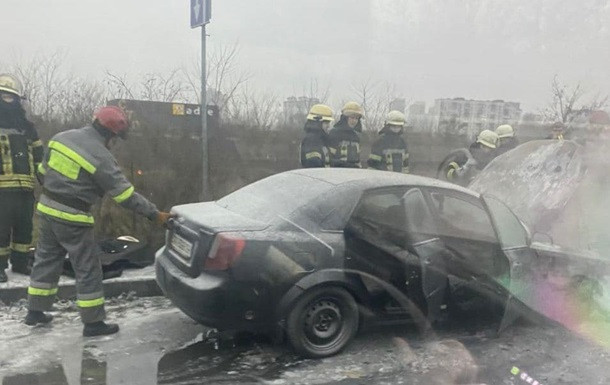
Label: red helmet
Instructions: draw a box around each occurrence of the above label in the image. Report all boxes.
[93,106,130,137]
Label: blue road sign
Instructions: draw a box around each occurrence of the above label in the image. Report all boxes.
[190,0,211,28]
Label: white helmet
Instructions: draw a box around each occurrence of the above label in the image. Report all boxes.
[476,129,499,149]
[386,110,405,126]
[495,124,514,138]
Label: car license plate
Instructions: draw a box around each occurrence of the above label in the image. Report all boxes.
[170,233,193,260]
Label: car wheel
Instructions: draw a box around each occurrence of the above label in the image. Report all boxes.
[286,286,359,358]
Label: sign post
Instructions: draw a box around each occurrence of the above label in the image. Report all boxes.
[190,0,212,200]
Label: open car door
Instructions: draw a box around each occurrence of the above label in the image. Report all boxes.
[482,194,547,332]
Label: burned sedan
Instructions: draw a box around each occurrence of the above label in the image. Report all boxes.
[155,168,597,358]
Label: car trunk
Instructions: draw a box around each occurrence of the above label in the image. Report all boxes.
[165,202,268,277]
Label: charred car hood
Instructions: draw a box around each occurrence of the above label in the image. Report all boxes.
[469,140,586,232]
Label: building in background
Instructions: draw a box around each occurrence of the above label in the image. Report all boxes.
[429,97,521,137]
[282,96,320,127]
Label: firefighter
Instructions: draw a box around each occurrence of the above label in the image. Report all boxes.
[25,106,173,336]
[300,104,334,168]
[495,124,519,156]
[547,121,565,140]
[0,74,43,283]
[441,129,498,186]
[328,101,364,168]
[368,110,410,173]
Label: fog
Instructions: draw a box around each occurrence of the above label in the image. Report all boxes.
[2,0,609,110]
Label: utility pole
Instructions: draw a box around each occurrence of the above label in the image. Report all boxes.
[191,0,212,200]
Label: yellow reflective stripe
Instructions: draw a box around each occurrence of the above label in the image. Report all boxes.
[11,243,31,253]
[0,247,10,256]
[37,202,94,224]
[38,163,47,175]
[77,297,105,308]
[447,168,455,180]
[31,139,43,148]
[48,150,81,180]
[369,154,383,161]
[0,175,34,189]
[329,147,337,155]
[113,186,134,203]
[28,287,59,296]
[48,141,96,174]
[305,152,322,160]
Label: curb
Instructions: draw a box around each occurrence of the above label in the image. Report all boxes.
[0,279,162,305]
[0,266,162,305]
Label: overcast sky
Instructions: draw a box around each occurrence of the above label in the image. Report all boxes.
[3,0,609,111]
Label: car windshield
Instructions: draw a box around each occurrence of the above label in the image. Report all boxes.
[4,2,610,385]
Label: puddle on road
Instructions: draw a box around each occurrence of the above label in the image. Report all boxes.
[157,334,305,384]
[1,334,305,385]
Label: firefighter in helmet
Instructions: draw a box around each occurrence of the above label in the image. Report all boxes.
[0,74,43,283]
[495,124,519,156]
[26,105,173,336]
[328,101,364,168]
[300,104,334,168]
[368,110,410,173]
[441,129,499,186]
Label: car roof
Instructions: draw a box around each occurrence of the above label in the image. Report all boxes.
[287,168,480,197]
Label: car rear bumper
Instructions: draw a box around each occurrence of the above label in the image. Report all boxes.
[155,247,272,332]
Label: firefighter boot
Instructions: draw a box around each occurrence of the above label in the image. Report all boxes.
[0,269,7,283]
[83,321,119,337]
[24,310,54,325]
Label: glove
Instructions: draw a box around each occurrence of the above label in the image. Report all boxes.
[156,212,175,226]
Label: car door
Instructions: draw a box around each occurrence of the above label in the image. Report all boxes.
[344,187,412,292]
[425,188,508,281]
[401,188,449,321]
[481,194,541,331]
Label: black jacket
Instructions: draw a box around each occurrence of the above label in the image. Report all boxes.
[328,116,362,168]
[367,125,409,173]
[496,136,519,156]
[0,102,43,190]
[300,121,330,168]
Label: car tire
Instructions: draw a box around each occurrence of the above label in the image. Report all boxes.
[286,286,359,358]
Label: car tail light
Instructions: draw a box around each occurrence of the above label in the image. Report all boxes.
[204,234,246,271]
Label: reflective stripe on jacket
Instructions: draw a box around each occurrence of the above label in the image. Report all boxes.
[37,125,159,225]
[367,131,409,173]
[0,127,43,190]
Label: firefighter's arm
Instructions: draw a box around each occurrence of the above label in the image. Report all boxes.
[402,152,410,174]
[367,141,383,170]
[301,137,325,168]
[93,157,160,221]
[25,122,44,168]
[35,146,49,185]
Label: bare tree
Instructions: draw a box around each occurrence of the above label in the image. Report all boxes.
[351,79,402,132]
[183,43,250,114]
[543,75,608,123]
[230,86,280,130]
[106,70,187,102]
[12,50,68,120]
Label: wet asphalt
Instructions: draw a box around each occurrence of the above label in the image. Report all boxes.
[1,296,610,385]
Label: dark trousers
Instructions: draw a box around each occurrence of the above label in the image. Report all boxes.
[0,189,34,270]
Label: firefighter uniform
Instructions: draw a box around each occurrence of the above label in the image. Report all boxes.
[28,117,161,326]
[300,104,334,168]
[439,130,499,186]
[0,74,43,278]
[368,111,410,173]
[328,102,364,168]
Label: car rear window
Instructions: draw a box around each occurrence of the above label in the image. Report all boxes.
[216,173,334,222]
